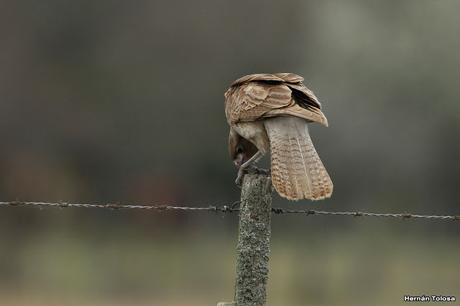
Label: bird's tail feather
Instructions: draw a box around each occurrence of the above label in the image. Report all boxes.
[264,117,333,200]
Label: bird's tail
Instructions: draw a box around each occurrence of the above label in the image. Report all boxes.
[264,116,333,200]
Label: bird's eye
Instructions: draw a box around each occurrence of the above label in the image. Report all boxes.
[236,146,244,154]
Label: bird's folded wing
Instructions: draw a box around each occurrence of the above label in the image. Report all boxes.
[231,73,305,87]
[226,81,328,126]
[273,73,304,83]
[287,83,322,109]
[226,83,293,123]
[231,73,285,86]
[264,104,328,126]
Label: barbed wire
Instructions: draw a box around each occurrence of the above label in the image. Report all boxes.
[0,201,458,222]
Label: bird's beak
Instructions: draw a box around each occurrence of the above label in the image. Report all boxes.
[233,154,244,168]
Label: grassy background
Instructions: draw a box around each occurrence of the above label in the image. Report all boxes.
[0,209,458,305]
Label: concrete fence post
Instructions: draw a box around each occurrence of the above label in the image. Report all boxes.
[218,173,272,306]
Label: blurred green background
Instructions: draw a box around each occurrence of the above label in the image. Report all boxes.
[0,0,459,305]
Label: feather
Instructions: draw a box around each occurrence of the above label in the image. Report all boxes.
[264,117,333,200]
[225,73,333,201]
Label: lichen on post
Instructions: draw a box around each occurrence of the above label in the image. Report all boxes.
[235,173,272,306]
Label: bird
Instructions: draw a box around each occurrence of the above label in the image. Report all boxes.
[224,73,333,201]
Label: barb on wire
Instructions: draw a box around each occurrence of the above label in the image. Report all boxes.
[0,201,458,222]
[0,201,239,213]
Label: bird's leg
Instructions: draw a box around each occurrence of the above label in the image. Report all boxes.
[235,151,264,186]
[253,167,270,176]
[244,164,271,176]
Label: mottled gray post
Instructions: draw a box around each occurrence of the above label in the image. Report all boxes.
[235,173,272,306]
[217,173,272,306]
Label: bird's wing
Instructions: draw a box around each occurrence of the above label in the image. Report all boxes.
[230,73,304,87]
[230,73,285,86]
[273,73,304,83]
[263,104,328,126]
[288,83,322,108]
[225,82,293,124]
[225,74,328,126]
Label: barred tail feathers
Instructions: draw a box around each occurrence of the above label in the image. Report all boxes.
[264,117,333,200]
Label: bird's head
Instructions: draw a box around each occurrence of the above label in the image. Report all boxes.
[228,129,258,168]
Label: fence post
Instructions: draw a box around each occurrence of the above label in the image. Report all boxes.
[218,172,272,306]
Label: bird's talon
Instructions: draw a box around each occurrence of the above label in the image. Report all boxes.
[235,169,245,187]
[255,167,270,176]
[248,165,270,176]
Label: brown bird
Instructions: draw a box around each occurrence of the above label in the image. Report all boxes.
[225,73,333,200]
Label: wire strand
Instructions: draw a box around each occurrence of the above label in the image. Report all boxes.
[0,201,458,221]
